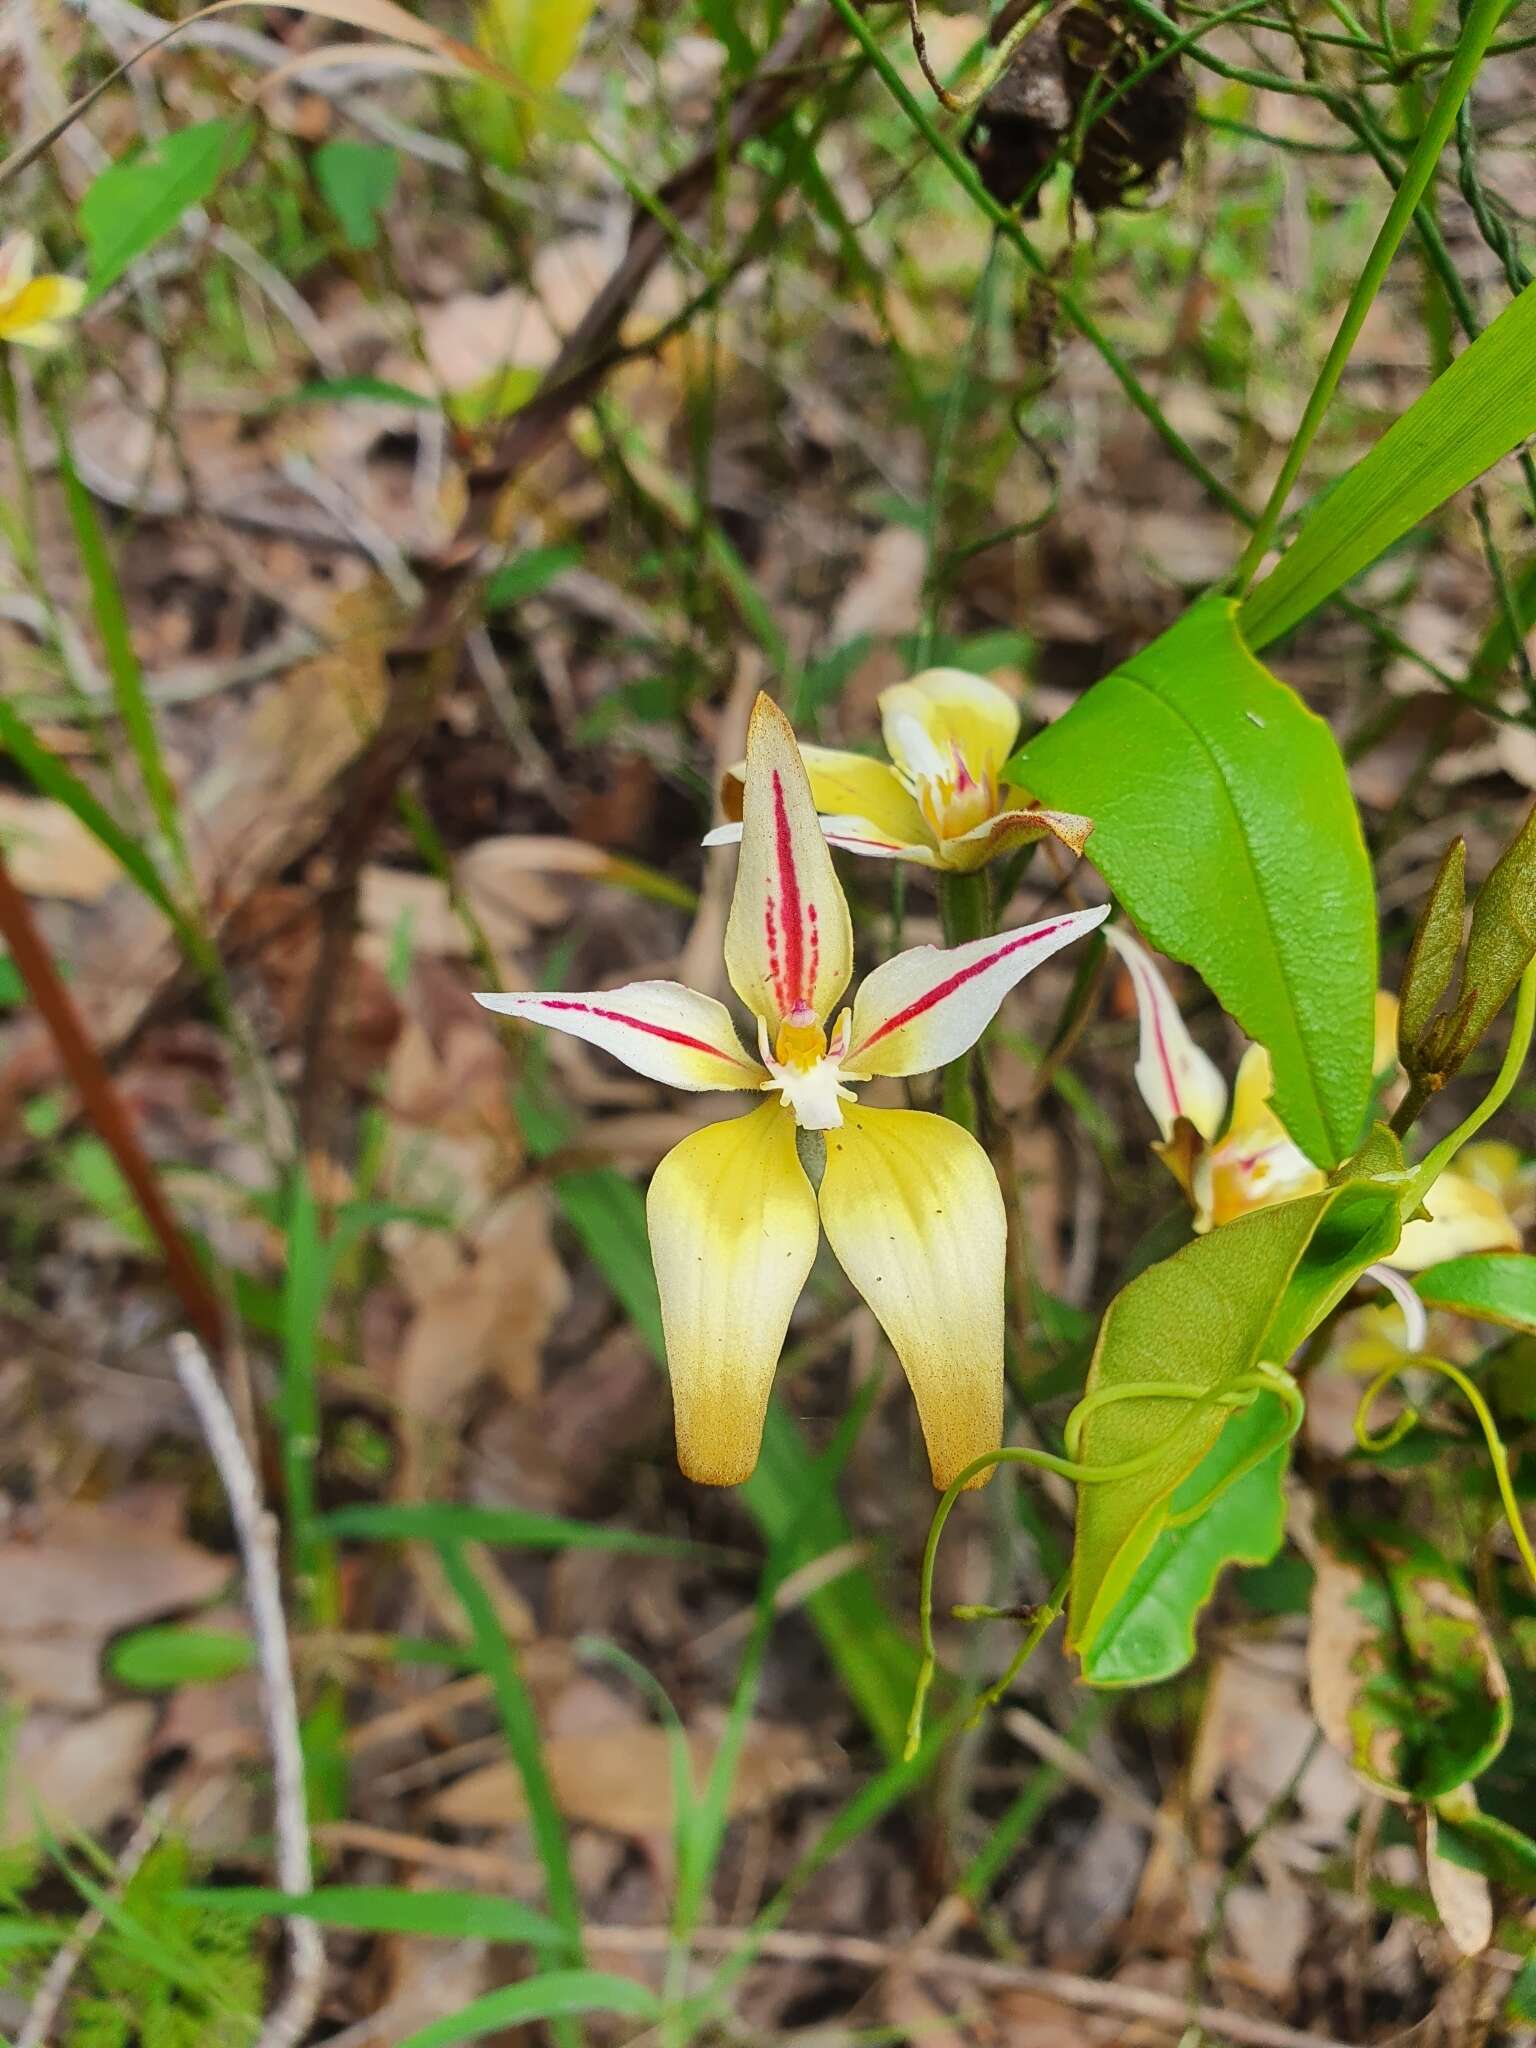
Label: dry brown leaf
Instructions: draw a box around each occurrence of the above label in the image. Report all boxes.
[1421,1795,1493,1957]
[431,1722,820,1834]
[0,1497,228,1647]
[3,1702,156,1845]
[0,793,123,902]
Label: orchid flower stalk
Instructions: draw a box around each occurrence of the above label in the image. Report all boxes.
[1108,925,1522,1269]
[707,668,1089,873]
[478,694,1106,1490]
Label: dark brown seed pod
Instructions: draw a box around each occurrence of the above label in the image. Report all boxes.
[965,0,1192,216]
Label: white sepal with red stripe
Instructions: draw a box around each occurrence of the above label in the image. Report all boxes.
[841,903,1110,1080]
[474,980,763,1093]
[723,694,854,1032]
[1104,926,1228,1143]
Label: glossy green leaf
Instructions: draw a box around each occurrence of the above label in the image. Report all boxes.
[314,139,399,251]
[110,1626,249,1690]
[1262,1128,1406,1362]
[1080,1400,1290,1688]
[1010,598,1376,1167]
[1067,1193,1325,1656]
[1240,276,1536,650]
[1308,1523,1511,1802]
[1414,1252,1536,1331]
[179,1887,557,1944]
[400,1970,660,2048]
[80,119,253,300]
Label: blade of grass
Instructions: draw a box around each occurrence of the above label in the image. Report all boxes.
[323,1501,721,1559]
[436,1541,584,2045]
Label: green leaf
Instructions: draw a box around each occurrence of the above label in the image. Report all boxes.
[284,375,433,409]
[313,139,398,251]
[1239,276,1536,650]
[398,1969,659,2048]
[1009,598,1376,1168]
[1080,1399,1290,1688]
[80,119,253,300]
[483,544,582,611]
[179,1886,558,1945]
[1434,1805,1536,1890]
[110,1627,249,1690]
[1308,1523,1511,1801]
[1415,1251,1536,1332]
[1067,1193,1325,1656]
[1262,1130,1407,1362]
[1455,801,1536,1063]
[322,1501,709,1558]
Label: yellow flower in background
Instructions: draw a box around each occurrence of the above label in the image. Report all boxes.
[708,668,1092,873]
[1108,927,1522,1269]
[478,693,1106,1489]
[0,234,85,349]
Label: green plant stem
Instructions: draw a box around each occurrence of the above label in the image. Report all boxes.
[938,871,990,1131]
[1232,0,1513,593]
[1403,959,1536,1211]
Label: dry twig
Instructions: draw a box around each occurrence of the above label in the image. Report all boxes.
[172,1332,324,2048]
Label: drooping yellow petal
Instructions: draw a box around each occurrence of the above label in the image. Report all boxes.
[936,803,1094,873]
[842,905,1108,1081]
[0,274,86,347]
[724,693,853,1033]
[718,744,931,852]
[647,1101,818,1485]
[1388,1169,1521,1272]
[818,1104,1004,1490]
[1105,926,1228,1145]
[473,979,763,1092]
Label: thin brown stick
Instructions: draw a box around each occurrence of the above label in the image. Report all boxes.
[0,847,225,1352]
[172,1333,324,2048]
[580,1924,1357,2048]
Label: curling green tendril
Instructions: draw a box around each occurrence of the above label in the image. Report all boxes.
[1354,1353,1536,1593]
[903,1367,1304,1757]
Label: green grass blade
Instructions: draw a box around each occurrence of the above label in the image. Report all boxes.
[323,1501,715,1559]
[178,1886,559,1944]
[398,1971,661,2048]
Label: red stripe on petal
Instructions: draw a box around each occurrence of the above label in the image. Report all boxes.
[538,999,755,1068]
[854,921,1069,1053]
[771,768,806,1011]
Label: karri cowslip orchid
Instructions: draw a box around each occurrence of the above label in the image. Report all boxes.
[707,667,1090,873]
[0,235,85,349]
[1108,925,1521,1269]
[478,694,1107,1489]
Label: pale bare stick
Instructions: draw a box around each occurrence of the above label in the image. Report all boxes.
[172,1332,324,2048]
[17,1795,170,2048]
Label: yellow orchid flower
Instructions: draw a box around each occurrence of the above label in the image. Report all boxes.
[707,668,1091,873]
[1107,926,1522,1269]
[0,234,86,349]
[478,694,1107,1489]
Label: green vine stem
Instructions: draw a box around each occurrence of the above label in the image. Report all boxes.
[1354,1353,1536,1591]
[1402,957,1536,1217]
[903,1371,1304,1755]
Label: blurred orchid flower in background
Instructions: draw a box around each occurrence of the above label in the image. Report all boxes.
[478,693,1106,1490]
[1108,926,1521,1268]
[707,667,1091,873]
[0,235,85,349]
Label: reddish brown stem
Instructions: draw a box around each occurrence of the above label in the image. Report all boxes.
[0,848,225,1353]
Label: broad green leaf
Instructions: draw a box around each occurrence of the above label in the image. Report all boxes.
[400,1969,660,2048]
[1239,277,1536,650]
[1415,1251,1536,1331]
[314,139,399,250]
[1308,1523,1511,1802]
[180,1886,557,1945]
[1435,1804,1536,1890]
[1262,1129,1406,1362]
[1081,1399,1290,1687]
[111,1627,249,1690]
[80,119,253,300]
[1010,598,1376,1168]
[1067,1192,1326,1656]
